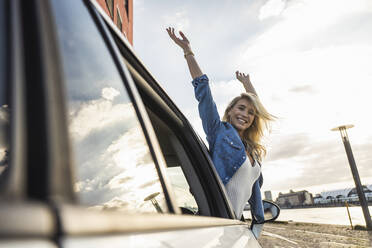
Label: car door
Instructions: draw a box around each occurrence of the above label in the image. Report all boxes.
[1,0,262,247]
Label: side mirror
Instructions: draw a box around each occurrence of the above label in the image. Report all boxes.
[249,200,280,238]
[262,200,280,222]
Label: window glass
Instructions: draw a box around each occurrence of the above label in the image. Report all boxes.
[124,0,129,17]
[0,1,9,179]
[0,105,9,178]
[117,8,122,31]
[105,0,114,18]
[51,0,167,214]
[140,111,201,214]
[167,167,198,213]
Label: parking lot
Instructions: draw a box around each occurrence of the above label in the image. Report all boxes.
[258,222,372,248]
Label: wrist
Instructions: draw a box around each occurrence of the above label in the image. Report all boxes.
[184,50,194,58]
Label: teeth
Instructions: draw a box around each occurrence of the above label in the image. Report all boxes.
[237,118,247,123]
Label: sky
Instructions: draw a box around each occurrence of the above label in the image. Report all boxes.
[132,0,372,199]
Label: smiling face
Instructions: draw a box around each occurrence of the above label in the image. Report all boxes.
[227,98,256,137]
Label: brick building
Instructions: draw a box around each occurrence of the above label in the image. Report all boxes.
[276,190,313,208]
[96,0,133,44]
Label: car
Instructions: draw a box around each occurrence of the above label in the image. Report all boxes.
[0,0,279,247]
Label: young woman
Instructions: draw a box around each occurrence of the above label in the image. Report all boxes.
[166,27,275,237]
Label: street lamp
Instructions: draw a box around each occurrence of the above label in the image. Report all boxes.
[144,192,163,213]
[331,124,372,230]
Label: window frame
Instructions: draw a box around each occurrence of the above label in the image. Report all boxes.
[0,0,27,199]
[1,0,65,241]
[105,0,114,18]
[116,5,122,31]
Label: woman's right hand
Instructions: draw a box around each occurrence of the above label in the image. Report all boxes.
[166,27,192,53]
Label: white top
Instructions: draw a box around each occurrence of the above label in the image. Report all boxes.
[225,158,261,219]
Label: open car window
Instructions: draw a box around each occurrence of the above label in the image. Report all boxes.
[143,107,211,216]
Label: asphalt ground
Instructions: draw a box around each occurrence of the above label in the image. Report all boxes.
[258,221,372,248]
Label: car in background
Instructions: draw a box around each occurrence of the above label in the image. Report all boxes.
[0,0,279,247]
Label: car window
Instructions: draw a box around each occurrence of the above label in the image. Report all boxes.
[50,0,168,214]
[167,167,198,213]
[0,0,9,180]
[141,109,210,215]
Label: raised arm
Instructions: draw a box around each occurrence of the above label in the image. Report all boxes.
[166,27,221,140]
[166,27,203,80]
[236,71,258,96]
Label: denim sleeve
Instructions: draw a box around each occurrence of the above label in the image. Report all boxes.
[192,75,221,141]
[248,179,265,223]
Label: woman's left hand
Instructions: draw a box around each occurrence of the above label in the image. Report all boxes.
[236,70,257,96]
[236,71,251,85]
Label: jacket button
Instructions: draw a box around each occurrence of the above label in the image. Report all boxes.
[234,166,237,170]
[230,142,233,145]
[225,177,229,180]
[243,156,246,159]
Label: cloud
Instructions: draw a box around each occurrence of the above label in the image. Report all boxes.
[75,124,164,209]
[263,132,372,193]
[289,85,317,94]
[102,87,120,101]
[163,10,190,30]
[67,88,166,213]
[259,0,286,20]
[69,87,136,141]
[134,0,372,194]
[266,133,310,161]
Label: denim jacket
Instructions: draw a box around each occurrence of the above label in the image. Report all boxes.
[192,74,264,223]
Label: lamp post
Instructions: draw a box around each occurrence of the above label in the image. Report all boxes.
[144,192,163,213]
[331,125,372,230]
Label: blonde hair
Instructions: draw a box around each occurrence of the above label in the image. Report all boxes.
[222,93,275,161]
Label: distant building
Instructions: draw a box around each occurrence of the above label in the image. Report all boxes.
[276,190,313,208]
[264,191,272,201]
[96,0,133,44]
[367,184,372,191]
[313,194,323,204]
[320,185,372,199]
[315,185,372,203]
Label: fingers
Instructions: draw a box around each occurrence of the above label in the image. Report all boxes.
[179,31,189,42]
[166,27,188,41]
[235,71,249,78]
[171,27,176,37]
[236,70,243,79]
[166,27,191,51]
[166,27,176,40]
